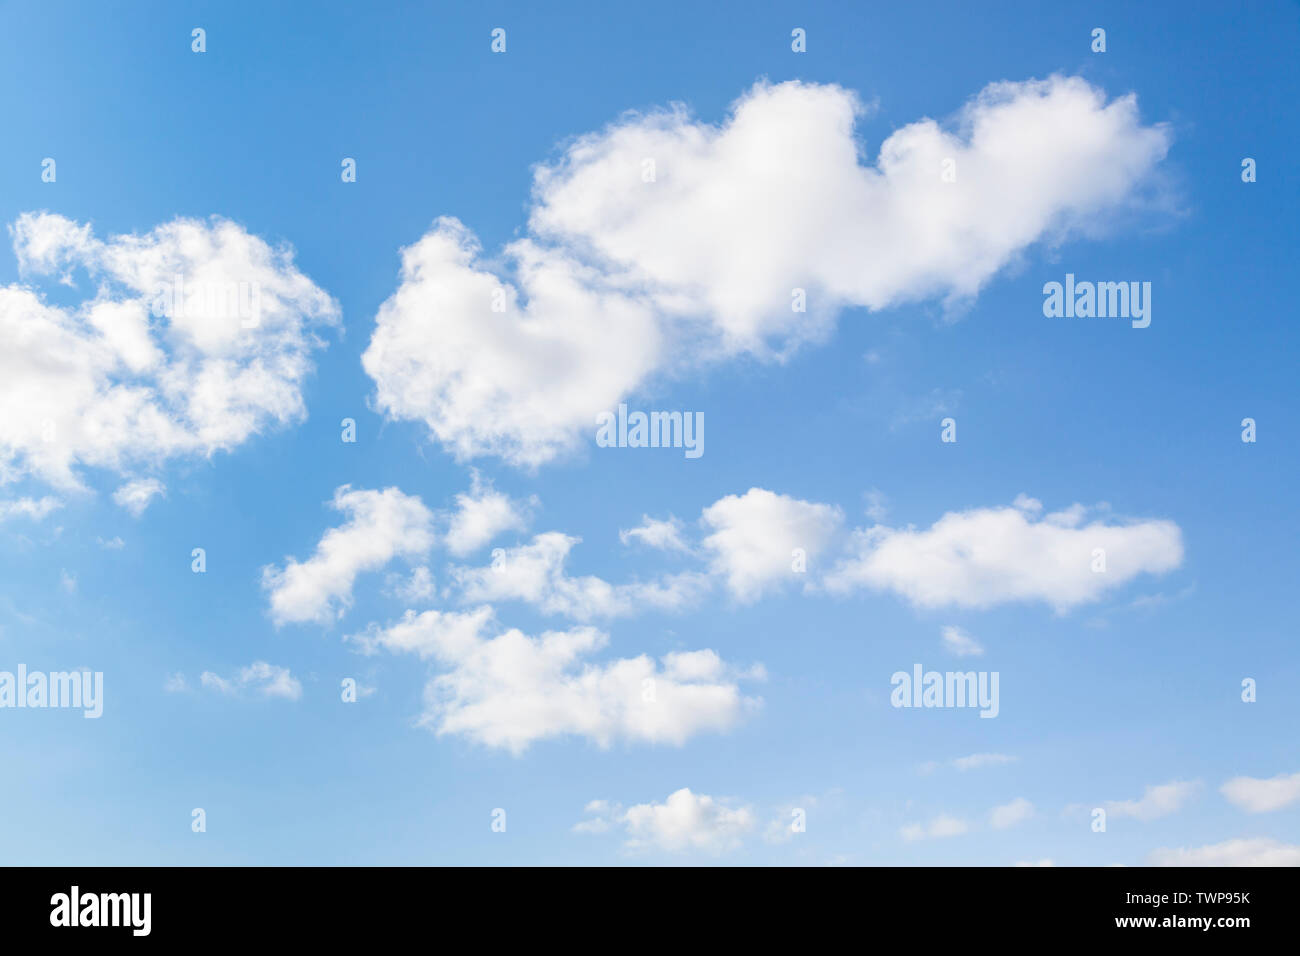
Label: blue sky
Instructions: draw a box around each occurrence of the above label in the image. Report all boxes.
[0,0,1297,865]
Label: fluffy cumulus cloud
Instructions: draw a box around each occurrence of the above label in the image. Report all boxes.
[1104,780,1199,821]
[449,531,711,620]
[1220,771,1300,814]
[347,607,762,754]
[826,496,1183,610]
[363,75,1171,467]
[1,212,338,493]
[701,488,844,602]
[262,485,435,625]
[443,471,533,556]
[1148,838,1300,867]
[200,661,302,701]
[575,788,757,853]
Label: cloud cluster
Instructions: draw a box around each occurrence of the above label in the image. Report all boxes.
[363,76,1171,467]
[347,607,762,754]
[1,213,338,495]
[445,490,1183,618]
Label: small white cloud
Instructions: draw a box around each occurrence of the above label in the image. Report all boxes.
[901,814,968,841]
[700,488,843,602]
[1220,771,1300,814]
[576,788,756,853]
[989,797,1034,829]
[450,532,710,620]
[163,672,188,693]
[385,565,435,604]
[201,661,302,701]
[619,515,691,553]
[112,478,165,517]
[0,496,63,522]
[444,471,532,556]
[262,485,435,626]
[96,535,125,550]
[951,753,1018,772]
[1148,838,1300,867]
[1104,780,1199,821]
[940,625,984,657]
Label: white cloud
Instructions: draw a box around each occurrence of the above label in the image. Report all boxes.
[901,814,968,841]
[112,477,164,516]
[941,625,984,657]
[0,496,62,521]
[1013,859,1056,867]
[384,565,435,604]
[826,498,1183,610]
[347,607,761,754]
[200,661,302,700]
[262,485,435,625]
[97,535,125,550]
[1221,771,1300,814]
[700,487,843,602]
[163,672,188,693]
[1104,780,1199,821]
[619,515,691,553]
[576,788,756,853]
[1148,838,1300,867]
[443,471,532,556]
[450,531,710,620]
[364,76,1171,467]
[2,212,338,491]
[951,753,1017,771]
[989,797,1034,829]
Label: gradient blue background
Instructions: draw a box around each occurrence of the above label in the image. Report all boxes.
[0,0,1296,864]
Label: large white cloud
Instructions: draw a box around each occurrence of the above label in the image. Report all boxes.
[825,496,1183,610]
[347,607,762,754]
[1,213,339,492]
[262,485,435,625]
[364,75,1171,467]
